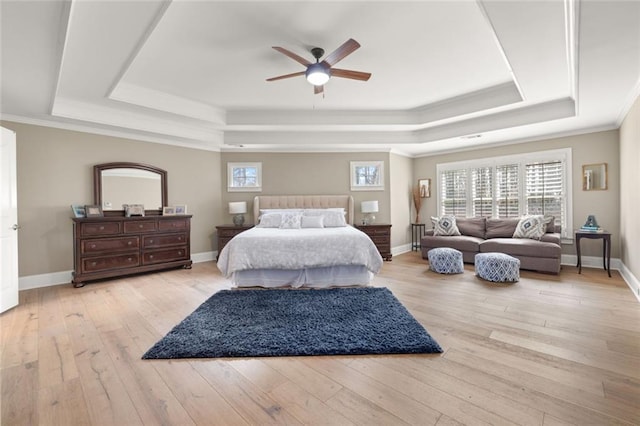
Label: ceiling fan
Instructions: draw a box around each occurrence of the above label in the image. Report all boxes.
[266,38,371,95]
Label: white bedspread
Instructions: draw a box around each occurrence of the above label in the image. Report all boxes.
[216,226,384,277]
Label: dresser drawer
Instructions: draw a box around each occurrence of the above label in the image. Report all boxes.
[158,219,189,231]
[143,247,188,265]
[81,237,139,254]
[366,227,390,236]
[124,220,157,233]
[218,228,246,238]
[80,222,121,236]
[82,254,140,272]
[370,236,389,245]
[143,233,187,248]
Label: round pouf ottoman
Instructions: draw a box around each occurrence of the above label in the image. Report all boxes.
[475,252,520,283]
[427,247,464,274]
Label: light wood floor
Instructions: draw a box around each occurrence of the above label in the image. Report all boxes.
[2,252,639,425]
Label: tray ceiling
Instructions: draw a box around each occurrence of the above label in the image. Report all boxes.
[1,0,639,156]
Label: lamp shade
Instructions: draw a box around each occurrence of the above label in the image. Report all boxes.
[361,200,379,214]
[228,201,247,215]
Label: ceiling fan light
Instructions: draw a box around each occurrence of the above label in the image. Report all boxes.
[305,63,330,86]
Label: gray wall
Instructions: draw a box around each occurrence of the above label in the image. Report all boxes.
[389,153,413,248]
[620,95,640,282]
[2,121,222,278]
[220,152,391,227]
[413,130,621,258]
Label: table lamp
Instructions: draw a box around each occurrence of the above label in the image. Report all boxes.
[229,201,247,226]
[361,200,379,225]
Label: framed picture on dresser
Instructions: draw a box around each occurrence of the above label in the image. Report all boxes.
[84,205,103,217]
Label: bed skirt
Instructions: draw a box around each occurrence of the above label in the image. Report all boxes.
[231,265,373,288]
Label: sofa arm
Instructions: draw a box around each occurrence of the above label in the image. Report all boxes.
[425,229,434,236]
[541,233,561,245]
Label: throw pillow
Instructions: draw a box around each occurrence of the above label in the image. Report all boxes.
[431,216,461,236]
[513,215,551,240]
[301,215,324,228]
[257,213,281,228]
[279,212,302,229]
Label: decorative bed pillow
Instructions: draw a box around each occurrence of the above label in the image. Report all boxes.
[257,213,281,228]
[279,212,303,229]
[431,216,461,236]
[512,215,552,240]
[301,215,324,228]
[303,209,346,227]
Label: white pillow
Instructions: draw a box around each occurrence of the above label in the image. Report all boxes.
[257,213,281,228]
[431,216,461,236]
[513,215,551,240]
[303,209,347,227]
[279,212,302,229]
[301,215,324,228]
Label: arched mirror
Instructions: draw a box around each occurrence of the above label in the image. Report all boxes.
[94,162,167,215]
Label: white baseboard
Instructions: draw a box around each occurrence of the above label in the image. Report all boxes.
[561,254,622,271]
[392,243,413,257]
[619,262,640,302]
[18,251,218,291]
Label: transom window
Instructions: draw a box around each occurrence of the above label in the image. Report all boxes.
[227,162,262,192]
[436,148,572,239]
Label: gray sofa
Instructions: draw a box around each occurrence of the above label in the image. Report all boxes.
[420,217,562,274]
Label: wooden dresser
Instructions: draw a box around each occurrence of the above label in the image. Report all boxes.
[216,224,253,260]
[355,223,392,261]
[71,215,192,287]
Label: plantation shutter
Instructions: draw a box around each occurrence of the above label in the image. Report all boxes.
[496,164,520,218]
[525,161,563,226]
[440,169,467,217]
[471,167,493,217]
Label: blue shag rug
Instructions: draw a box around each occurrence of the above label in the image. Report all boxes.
[142,287,442,359]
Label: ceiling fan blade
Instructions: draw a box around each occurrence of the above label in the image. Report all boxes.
[321,38,360,67]
[266,71,305,82]
[331,69,371,81]
[272,46,311,67]
[314,85,324,95]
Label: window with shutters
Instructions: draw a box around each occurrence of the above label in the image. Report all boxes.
[436,149,572,239]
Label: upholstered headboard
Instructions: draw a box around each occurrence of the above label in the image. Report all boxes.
[253,195,355,225]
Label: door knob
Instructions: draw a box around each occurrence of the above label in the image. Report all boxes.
[11,224,21,231]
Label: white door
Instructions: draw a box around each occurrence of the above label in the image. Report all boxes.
[1,126,19,313]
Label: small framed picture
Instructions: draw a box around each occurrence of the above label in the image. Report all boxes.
[174,204,187,215]
[71,204,86,218]
[123,204,145,217]
[162,206,176,216]
[418,178,431,198]
[84,205,103,217]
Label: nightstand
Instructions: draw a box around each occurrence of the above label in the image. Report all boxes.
[355,224,392,261]
[216,224,253,260]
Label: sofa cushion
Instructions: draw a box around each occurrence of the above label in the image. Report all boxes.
[480,238,561,258]
[421,235,484,253]
[456,217,486,239]
[431,216,461,236]
[485,218,519,238]
[513,215,552,240]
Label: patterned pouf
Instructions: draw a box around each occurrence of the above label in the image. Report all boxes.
[427,247,464,274]
[475,252,520,283]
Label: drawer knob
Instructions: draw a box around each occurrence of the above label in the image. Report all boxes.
[90,244,96,249]
[127,257,132,262]
[99,226,104,231]
[149,239,153,244]
[178,237,182,241]
[127,241,132,246]
[139,224,143,228]
[149,255,154,259]
[91,261,97,266]
[178,251,183,255]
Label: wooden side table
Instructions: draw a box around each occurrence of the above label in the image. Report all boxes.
[216,224,253,260]
[411,223,426,251]
[575,230,611,277]
[355,224,392,261]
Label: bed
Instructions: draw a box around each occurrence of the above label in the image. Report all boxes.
[216,195,384,288]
